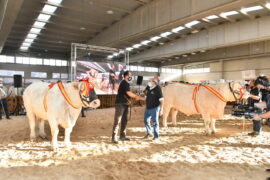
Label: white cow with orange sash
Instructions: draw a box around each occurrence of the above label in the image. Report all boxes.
[23,79,100,151]
[162,82,248,135]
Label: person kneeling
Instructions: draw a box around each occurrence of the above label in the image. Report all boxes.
[248,76,269,136]
[144,78,164,141]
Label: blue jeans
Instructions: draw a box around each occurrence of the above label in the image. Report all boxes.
[0,99,10,119]
[144,106,160,139]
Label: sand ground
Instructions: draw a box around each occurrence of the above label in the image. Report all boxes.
[0,106,269,180]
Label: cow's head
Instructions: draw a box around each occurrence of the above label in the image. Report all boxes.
[228,82,250,102]
[78,78,100,108]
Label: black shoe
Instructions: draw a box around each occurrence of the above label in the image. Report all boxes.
[266,169,270,172]
[119,137,130,141]
[248,132,260,136]
[112,139,119,144]
[6,117,10,120]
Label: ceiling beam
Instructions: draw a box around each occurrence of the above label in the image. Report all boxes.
[83,0,132,14]
[43,0,121,21]
[15,18,101,33]
[8,31,86,42]
[7,38,70,47]
[0,0,24,53]
[239,10,255,19]
[20,9,108,27]
[132,0,148,5]
[13,23,95,37]
[6,41,69,50]
[11,25,91,39]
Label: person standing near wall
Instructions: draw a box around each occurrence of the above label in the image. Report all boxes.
[0,80,10,120]
[108,64,116,94]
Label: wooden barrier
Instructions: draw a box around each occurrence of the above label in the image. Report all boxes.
[97,95,116,109]
[0,97,23,114]
[0,95,145,114]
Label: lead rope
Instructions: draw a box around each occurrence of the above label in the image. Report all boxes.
[229,82,238,104]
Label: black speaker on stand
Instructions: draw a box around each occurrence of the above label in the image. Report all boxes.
[136,76,143,94]
[13,75,24,115]
[13,74,22,88]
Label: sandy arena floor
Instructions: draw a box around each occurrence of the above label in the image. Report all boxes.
[0,106,270,180]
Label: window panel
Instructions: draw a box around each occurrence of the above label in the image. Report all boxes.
[22,57,29,64]
[137,66,144,72]
[55,60,62,66]
[6,56,14,63]
[61,60,67,66]
[0,70,24,77]
[52,73,60,79]
[49,59,55,66]
[61,73,68,79]
[44,59,50,65]
[0,55,6,63]
[31,72,47,78]
[16,57,23,64]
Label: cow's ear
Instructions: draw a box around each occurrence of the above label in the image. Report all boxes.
[71,82,80,90]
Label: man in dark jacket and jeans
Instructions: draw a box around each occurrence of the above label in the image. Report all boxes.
[144,78,164,141]
[112,71,144,144]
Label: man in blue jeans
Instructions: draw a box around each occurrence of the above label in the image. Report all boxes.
[0,81,10,120]
[144,78,164,141]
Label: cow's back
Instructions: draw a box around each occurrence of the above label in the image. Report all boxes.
[163,84,198,115]
[163,83,227,117]
[23,82,49,120]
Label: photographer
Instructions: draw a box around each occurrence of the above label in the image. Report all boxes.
[247,80,260,106]
[248,76,270,136]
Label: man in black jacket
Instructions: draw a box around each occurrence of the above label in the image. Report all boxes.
[144,78,164,141]
[112,71,144,144]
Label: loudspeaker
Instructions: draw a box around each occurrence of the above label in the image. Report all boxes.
[137,76,143,85]
[13,74,22,88]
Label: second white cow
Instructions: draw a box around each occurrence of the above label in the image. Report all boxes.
[162,82,248,135]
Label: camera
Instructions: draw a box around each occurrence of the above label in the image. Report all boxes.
[231,104,265,119]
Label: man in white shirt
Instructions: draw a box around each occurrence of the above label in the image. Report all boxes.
[0,80,10,120]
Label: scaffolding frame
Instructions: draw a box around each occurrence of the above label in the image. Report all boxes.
[70,43,129,81]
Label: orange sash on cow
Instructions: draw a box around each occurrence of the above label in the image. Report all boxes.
[43,81,80,112]
[192,84,227,113]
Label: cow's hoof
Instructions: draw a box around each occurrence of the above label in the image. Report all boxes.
[204,131,211,136]
[30,137,37,142]
[39,134,48,139]
[51,147,59,152]
[64,144,72,150]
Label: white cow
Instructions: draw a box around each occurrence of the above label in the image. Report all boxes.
[23,80,100,151]
[162,82,248,135]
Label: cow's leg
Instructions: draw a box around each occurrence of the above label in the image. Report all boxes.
[202,113,211,135]
[171,109,178,127]
[64,127,73,149]
[27,110,36,141]
[162,106,171,128]
[48,120,59,151]
[38,120,47,139]
[210,118,217,134]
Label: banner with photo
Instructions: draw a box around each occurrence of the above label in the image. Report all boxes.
[76,60,126,94]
